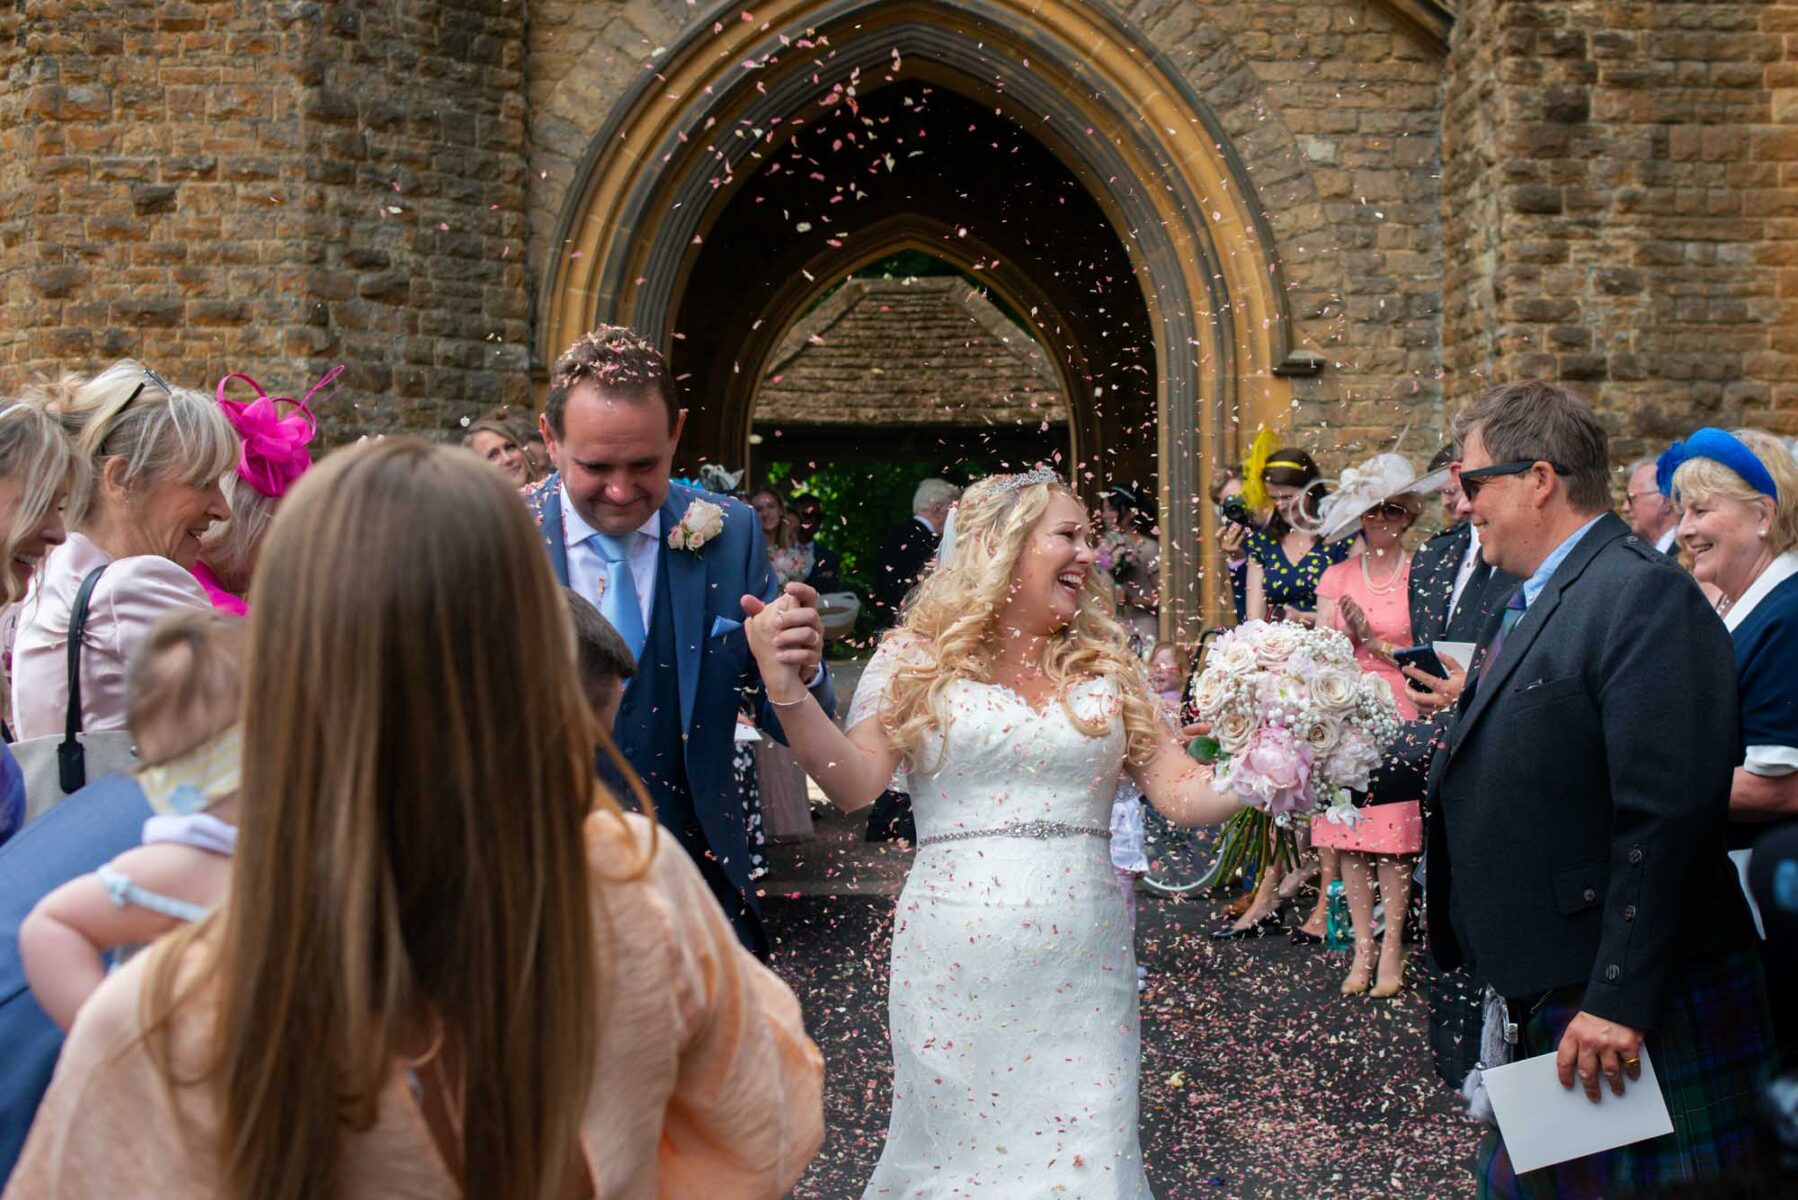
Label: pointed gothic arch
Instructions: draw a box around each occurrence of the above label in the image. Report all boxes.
[538,0,1316,630]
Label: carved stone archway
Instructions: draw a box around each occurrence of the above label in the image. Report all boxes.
[539,0,1311,631]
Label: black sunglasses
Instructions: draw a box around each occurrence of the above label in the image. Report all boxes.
[1457,459,1571,500]
[122,366,173,411]
[1365,502,1411,520]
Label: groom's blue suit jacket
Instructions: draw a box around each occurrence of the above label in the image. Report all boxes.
[527,476,834,945]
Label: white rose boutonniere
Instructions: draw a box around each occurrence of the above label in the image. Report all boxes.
[669,499,726,553]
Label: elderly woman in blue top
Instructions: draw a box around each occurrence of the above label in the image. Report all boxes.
[1664,426,1798,1051]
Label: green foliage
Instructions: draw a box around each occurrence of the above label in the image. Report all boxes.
[765,455,1003,647]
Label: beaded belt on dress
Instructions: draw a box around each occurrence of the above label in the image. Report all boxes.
[917,819,1112,847]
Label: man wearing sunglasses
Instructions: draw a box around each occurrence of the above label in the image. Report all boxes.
[1424,382,1768,1198]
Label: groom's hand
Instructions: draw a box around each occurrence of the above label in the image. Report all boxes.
[741,583,826,682]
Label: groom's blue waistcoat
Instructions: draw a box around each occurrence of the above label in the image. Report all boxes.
[612,539,696,836]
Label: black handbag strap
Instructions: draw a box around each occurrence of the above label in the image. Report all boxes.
[57,564,108,792]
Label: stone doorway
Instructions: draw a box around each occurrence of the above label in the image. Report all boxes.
[538,0,1309,631]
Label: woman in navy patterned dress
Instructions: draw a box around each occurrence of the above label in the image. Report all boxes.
[1242,448,1354,622]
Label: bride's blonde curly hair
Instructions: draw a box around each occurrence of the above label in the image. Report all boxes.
[879,474,1163,770]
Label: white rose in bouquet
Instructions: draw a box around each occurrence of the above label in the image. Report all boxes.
[1311,667,1359,713]
[1358,672,1396,708]
[1191,670,1233,718]
[1212,634,1259,676]
[1300,714,1342,756]
[1255,623,1304,666]
[1214,708,1257,754]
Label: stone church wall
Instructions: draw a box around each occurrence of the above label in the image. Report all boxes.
[0,0,531,440]
[1442,0,1798,460]
[2,1,1792,463]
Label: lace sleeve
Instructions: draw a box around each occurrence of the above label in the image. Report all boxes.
[846,632,926,735]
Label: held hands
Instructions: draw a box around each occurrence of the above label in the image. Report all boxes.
[1556,1011,1644,1102]
[1403,654,1466,715]
[741,582,826,699]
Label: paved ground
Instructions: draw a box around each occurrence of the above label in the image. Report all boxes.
[758,806,1482,1200]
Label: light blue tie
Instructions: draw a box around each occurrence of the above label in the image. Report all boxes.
[592,532,646,664]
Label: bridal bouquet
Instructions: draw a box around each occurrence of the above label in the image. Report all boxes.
[1187,620,1402,881]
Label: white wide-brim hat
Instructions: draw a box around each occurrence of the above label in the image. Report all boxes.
[1316,452,1447,543]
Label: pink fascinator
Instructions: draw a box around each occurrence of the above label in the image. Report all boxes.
[213,365,341,499]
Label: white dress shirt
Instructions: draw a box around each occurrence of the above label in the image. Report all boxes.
[1446,523,1483,620]
[561,479,660,632]
[1655,526,1678,555]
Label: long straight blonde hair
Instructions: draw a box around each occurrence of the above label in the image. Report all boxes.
[144,439,646,1200]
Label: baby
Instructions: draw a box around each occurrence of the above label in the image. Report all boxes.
[20,611,245,1030]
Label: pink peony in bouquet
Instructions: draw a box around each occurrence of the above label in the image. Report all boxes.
[1188,619,1402,878]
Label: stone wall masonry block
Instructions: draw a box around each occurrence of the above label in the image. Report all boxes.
[1442,0,1798,467]
[0,0,531,440]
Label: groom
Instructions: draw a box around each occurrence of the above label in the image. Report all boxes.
[528,326,836,958]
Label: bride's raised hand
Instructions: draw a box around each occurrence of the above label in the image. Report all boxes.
[741,592,806,701]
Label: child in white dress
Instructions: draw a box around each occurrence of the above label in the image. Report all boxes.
[20,611,244,1030]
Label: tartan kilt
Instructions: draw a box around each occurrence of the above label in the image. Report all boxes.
[1477,948,1775,1200]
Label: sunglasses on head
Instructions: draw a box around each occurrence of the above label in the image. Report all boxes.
[97,367,173,455]
[122,366,172,411]
[1455,459,1571,500]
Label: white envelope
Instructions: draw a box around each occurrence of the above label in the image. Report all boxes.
[1433,640,1478,673]
[1482,1046,1674,1175]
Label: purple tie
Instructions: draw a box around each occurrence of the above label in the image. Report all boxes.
[1477,587,1528,683]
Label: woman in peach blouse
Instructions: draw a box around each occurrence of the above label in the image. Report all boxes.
[5,442,823,1200]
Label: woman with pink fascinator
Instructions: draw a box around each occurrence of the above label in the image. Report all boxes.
[193,367,338,614]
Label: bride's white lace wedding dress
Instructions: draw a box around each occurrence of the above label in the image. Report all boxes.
[851,637,1153,1199]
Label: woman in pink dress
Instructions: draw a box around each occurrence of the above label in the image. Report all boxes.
[1309,453,1440,998]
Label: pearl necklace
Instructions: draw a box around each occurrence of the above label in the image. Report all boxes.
[1360,550,1403,596]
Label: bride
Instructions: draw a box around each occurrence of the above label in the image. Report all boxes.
[743,468,1241,1198]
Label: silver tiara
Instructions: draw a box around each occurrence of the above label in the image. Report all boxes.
[988,466,1063,496]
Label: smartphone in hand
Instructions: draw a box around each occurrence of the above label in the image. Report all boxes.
[1391,644,1448,692]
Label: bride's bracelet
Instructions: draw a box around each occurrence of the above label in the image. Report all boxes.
[769,692,810,709]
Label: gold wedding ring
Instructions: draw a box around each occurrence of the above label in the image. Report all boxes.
[1623,1057,1640,1068]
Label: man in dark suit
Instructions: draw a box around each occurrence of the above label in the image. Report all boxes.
[529,326,837,958]
[791,493,843,594]
[868,478,958,630]
[1426,382,1770,1197]
[1386,445,1523,1088]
